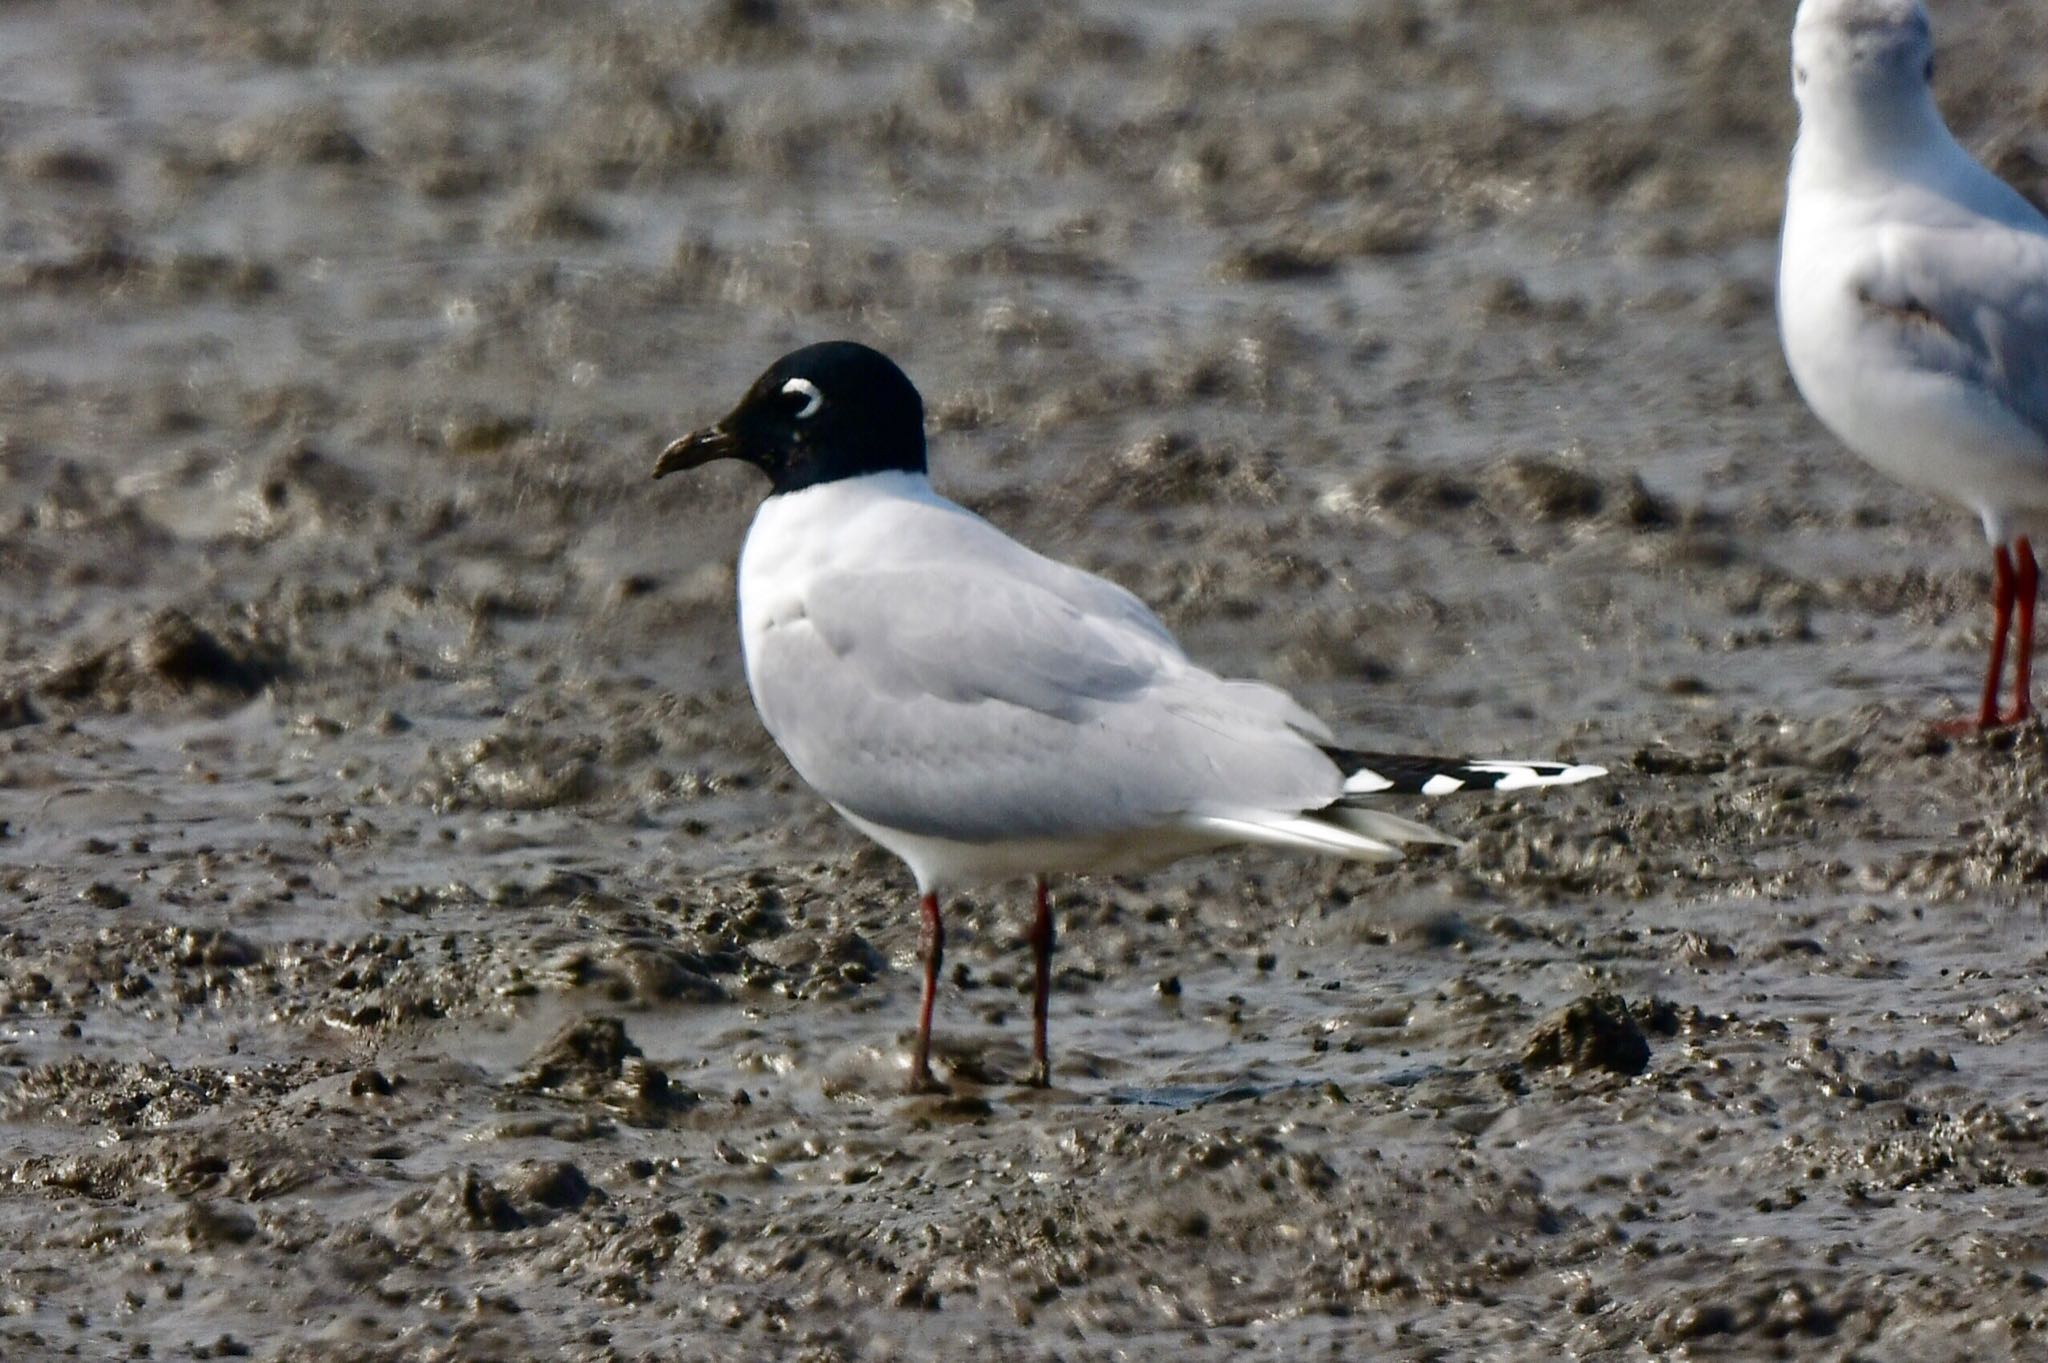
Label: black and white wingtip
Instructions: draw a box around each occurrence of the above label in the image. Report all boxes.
[1323,748,1607,798]
[1191,747,1603,865]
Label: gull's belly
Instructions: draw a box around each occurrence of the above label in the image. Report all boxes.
[1782,262,2048,528]
[834,806,1226,893]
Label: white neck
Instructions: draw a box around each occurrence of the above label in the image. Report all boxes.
[1794,81,1953,187]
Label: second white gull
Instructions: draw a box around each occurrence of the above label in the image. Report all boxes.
[1781,0,2048,728]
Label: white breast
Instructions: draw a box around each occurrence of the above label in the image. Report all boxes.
[1782,162,2048,536]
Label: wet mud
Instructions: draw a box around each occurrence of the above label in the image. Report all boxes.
[4,0,2048,1358]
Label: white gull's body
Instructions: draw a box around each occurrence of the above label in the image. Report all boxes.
[1778,0,2048,723]
[736,469,1484,891]
[662,339,1603,1089]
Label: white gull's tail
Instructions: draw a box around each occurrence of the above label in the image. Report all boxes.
[1190,748,1606,863]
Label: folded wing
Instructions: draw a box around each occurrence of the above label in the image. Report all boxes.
[1857,219,2048,447]
[748,536,1347,847]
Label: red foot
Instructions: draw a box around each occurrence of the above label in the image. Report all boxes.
[1944,540,2040,733]
[2009,537,2038,725]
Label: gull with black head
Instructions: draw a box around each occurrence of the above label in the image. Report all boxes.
[655,341,1604,1092]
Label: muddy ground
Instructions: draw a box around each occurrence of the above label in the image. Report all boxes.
[2,0,2048,1358]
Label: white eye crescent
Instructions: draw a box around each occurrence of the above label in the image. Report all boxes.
[781,377,823,420]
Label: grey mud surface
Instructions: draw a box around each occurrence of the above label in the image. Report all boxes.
[3,1,2048,1359]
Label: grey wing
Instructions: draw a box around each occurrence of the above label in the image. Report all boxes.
[748,561,1341,845]
[1859,221,2048,442]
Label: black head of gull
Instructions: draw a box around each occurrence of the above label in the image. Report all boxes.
[654,341,927,495]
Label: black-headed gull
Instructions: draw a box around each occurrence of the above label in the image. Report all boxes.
[1780,0,2048,728]
[654,341,1604,1091]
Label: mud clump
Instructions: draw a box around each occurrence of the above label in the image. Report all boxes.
[515,1015,641,1093]
[1214,238,1339,282]
[41,609,284,711]
[396,1167,529,1234]
[1489,454,1606,522]
[178,1201,260,1248]
[0,688,40,729]
[496,190,612,244]
[10,143,117,186]
[1095,432,1283,508]
[511,1159,600,1212]
[575,942,729,1005]
[172,928,263,969]
[1358,466,1482,521]
[416,727,606,810]
[349,1068,396,1098]
[513,1015,698,1126]
[218,104,371,168]
[1522,992,1655,1077]
[1483,453,1675,530]
[11,234,279,301]
[1354,454,1676,535]
[751,926,881,1000]
[423,408,536,456]
[1653,1280,1849,1349]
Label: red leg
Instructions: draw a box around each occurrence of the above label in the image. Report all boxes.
[1974,545,2018,730]
[2008,537,2038,725]
[1026,876,1055,1087]
[910,892,946,1093]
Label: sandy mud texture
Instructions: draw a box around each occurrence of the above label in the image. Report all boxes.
[4,0,2048,1358]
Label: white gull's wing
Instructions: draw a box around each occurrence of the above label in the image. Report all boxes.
[744,539,1345,848]
[1855,216,2048,446]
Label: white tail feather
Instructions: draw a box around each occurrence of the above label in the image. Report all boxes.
[1318,804,1464,850]
[1186,813,1409,863]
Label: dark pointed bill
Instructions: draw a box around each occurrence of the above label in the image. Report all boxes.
[653,423,738,479]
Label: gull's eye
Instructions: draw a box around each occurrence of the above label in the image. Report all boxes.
[1794,62,1808,86]
[1923,56,1934,82]
[781,377,823,420]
